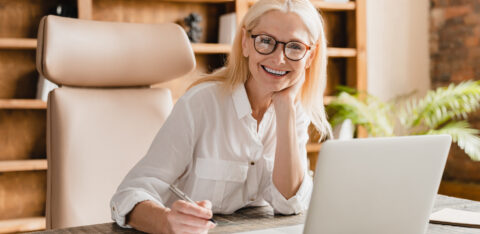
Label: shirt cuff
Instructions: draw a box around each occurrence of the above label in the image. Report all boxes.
[110,189,163,228]
[266,170,313,215]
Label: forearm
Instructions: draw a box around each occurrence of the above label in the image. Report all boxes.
[273,102,304,199]
[127,200,170,234]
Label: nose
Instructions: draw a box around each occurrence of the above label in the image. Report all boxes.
[271,43,286,64]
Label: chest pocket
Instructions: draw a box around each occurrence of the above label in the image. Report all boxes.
[195,158,248,209]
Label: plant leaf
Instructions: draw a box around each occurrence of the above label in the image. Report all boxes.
[426,121,480,161]
[405,81,480,129]
[327,92,394,137]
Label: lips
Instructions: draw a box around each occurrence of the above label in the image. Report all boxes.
[261,65,290,77]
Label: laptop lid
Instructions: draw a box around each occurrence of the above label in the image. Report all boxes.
[303,135,451,234]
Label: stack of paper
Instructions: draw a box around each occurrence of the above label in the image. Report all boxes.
[430,208,480,228]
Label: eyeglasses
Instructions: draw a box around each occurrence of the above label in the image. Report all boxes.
[250,34,311,61]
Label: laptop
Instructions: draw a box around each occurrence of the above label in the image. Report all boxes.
[237,135,452,234]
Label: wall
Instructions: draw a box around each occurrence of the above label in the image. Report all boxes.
[430,0,480,88]
[366,0,430,101]
[430,0,480,191]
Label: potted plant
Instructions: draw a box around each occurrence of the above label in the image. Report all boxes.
[326,80,480,161]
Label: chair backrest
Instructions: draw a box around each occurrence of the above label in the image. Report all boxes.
[36,15,195,229]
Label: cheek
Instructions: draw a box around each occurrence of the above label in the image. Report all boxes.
[289,61,308,76]
[248,54,262,72]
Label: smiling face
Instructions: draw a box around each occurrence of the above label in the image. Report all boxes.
[242,10,315,95]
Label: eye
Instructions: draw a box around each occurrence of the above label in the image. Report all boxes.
[287,42,304,51]
[261,38,272,44]
[258,35,275,45]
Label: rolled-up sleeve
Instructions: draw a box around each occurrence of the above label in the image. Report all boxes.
[262,103,313,214]
[110,188,162,228]
[263,169,313,214]
[110,97,196,227]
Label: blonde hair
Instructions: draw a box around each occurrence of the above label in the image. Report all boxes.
[190,0,332,140]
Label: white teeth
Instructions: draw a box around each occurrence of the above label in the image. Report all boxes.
[264,66,287,76]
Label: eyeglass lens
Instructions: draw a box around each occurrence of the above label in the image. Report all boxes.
[253,34,307,61]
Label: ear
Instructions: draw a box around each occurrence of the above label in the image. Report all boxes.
[241,28,249,58]
[305,43,318,69]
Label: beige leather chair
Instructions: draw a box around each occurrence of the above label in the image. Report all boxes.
[36,15,195,229]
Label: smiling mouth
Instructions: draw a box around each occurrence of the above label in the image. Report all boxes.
[262,65,290,77]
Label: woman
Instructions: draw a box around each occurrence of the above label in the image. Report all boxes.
[110,0,331,233]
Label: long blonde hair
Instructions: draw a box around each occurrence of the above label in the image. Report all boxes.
[190,0,332,140]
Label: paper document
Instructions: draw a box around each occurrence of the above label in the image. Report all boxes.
[235,224,304,234]
[430,208,480,228]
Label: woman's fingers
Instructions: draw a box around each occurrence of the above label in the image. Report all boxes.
[289,74,305,94]
[173,210,214,228]
[167,208,216,234]
[196,200,212,210]
[172,200,213,219]
[167,200,216,233]
[169,220,210,234]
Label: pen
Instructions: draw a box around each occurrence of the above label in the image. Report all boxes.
[168,184,217,224]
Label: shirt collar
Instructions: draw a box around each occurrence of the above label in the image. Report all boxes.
[232,83,252,119]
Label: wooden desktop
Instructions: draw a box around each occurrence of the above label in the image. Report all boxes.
[33,195,480,234]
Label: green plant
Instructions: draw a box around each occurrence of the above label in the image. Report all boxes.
[326,80,480,161]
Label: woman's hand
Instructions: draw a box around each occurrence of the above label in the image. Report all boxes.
[272,74,305,112]
[164,200,216,234]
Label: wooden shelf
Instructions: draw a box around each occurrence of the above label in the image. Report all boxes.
[162,0,234,2]
[0,99,47,109]
[312,0,356,11]
[0,39,356,58]
[192,43,231,54]
[247,0,355,10]
[0,38,36,50]
[0,39,231,55]
[327,47,357,57]
[0,159,47,172]
[0,217,45,233]
[307,143,322,153]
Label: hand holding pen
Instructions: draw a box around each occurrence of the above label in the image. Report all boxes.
[166,184,216,233]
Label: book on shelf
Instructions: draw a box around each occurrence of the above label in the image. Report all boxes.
[36,75,58,102]
[218,12,236,45]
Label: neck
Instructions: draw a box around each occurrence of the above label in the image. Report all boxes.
[245,77,272,120]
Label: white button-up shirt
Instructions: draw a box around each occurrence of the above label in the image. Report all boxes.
[110,82,313,227]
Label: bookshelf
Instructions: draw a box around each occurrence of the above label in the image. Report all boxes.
[0,99,47,109]
[0,217,46,233]
[0,38,37,50]
[0,0,365,232]
[0,159,47,172]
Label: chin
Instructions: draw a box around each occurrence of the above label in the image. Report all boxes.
[266,82,289,93]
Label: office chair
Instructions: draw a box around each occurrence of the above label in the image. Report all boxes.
[36,15,195,229]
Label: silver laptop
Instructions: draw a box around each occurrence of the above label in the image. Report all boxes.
[303,135,451,234]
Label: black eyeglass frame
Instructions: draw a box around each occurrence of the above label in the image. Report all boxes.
[250,34,312,61]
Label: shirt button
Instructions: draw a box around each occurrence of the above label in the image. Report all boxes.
[250,198,255,202]
[250,161,255,166]
[112,206,116,211]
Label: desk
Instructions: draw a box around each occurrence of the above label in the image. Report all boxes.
[35,195,480,234]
